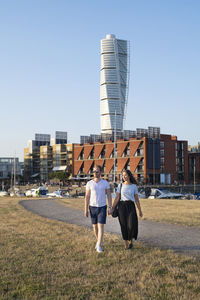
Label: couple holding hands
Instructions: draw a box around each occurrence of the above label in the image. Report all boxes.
[84,165,143,253]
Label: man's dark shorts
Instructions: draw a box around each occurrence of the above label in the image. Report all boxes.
[89,205,107,224]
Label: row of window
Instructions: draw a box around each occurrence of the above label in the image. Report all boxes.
[78,150,144,160]
[78,163,144,176]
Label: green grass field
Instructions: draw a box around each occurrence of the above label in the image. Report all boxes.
[0,197,200,299]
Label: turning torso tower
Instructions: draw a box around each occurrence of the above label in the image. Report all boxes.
[100,34,129,135]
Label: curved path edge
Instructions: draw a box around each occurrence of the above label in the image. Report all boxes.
[20,199,200,258]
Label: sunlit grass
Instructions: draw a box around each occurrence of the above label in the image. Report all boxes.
[0,197,200,299]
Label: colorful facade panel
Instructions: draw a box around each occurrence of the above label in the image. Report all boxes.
[84,145,94,159]
[94,144,105,159]
[74,146,83,161]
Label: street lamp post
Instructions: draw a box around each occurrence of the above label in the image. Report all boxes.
[113,111,117,187]
[194,158,196,194]
[153,139,155,185]
[14,155,16,189]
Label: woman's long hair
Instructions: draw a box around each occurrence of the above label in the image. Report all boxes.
[122,169,137,184]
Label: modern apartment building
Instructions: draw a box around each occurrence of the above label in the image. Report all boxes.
[51,143,73,175]
[51,131,68,146]
[188,143,200,185]
[0,157,22,188]
[73,130,188,185]
[24,134,51,182]
[40,145,53,182]
[155,134,188,185]
[23,130,194,185]
[100,34,129,135]
[24,132,73,182]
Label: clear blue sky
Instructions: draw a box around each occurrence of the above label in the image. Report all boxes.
[0,0,200,161]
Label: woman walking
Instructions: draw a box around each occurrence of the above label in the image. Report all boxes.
[112,170,143,249]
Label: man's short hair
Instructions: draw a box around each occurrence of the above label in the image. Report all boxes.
[94,165,102,172]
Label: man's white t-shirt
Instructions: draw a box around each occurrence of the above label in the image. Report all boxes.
[117,183,138,202]
[86,179,110,207]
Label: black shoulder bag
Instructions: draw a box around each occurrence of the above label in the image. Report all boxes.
[112,183,122,218]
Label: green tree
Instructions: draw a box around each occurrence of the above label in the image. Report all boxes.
[49,171,70,186]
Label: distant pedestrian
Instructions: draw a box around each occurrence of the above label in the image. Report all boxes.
[85,165,112,253]
[112,169,143,249]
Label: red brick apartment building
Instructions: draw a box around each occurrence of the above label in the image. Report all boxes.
[73,134,189,184]
[188,152,200,185]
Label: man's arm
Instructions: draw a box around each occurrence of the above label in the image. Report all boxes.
[106,188,112,215]
[112,192,120,210]
[84,189,90,217]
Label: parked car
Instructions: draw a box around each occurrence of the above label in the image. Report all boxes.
[138,187,148,199]
[25,186,48,197]
[182,193,200,200]
[138,191,146,199]
[149,188,183,199]
[10,187,24,197]
[46,189,69,198]
[0,191,9,197]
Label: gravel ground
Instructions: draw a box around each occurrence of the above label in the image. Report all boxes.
[20,199,200,258]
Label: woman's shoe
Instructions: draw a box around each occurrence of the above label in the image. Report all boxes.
[128,243,133,249]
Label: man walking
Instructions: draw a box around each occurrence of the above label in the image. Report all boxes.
[85,165,112,253]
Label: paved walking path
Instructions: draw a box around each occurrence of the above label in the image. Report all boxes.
[20,199,200,258]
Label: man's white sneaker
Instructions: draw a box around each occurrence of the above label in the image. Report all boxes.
[96,245,103,253]
[95,242,103,249]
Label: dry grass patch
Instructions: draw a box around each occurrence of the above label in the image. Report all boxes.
[140,198,200,227]
[0,197,200,299]
[57,197,200,227]
[57,197,84,210]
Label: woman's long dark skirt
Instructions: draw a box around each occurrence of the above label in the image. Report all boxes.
[118,200,138,240]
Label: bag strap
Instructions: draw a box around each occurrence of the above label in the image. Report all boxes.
[119,183,122,199]
[117,183,122,203]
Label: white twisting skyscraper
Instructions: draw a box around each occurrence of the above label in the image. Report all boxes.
[100,34,129,134]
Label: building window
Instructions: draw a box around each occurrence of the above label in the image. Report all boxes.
[89,149,94,159]
[100,147,105,158]
[89,163,94,174]
[124,159,130,170]
[79,165,84,175]
[110,150,114,158]
[160,141,164,149]
[79,149,84,160]
[122,144,130,157]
